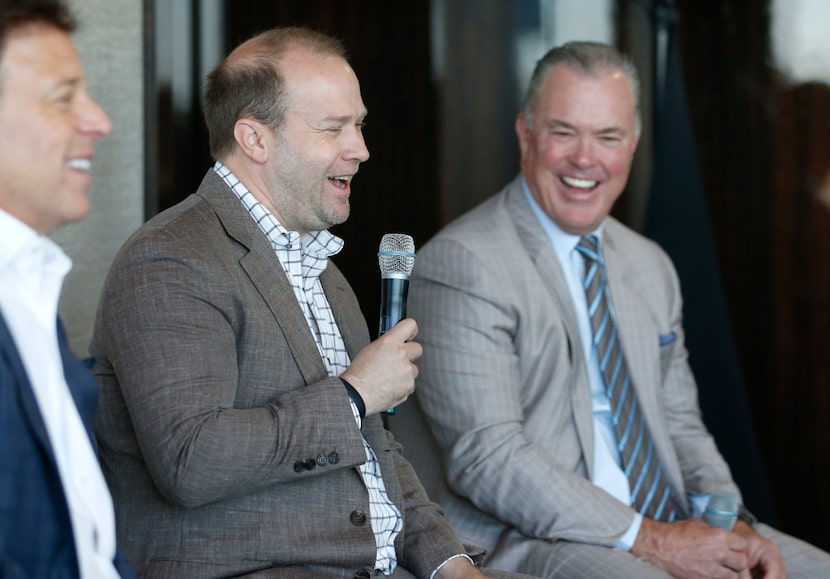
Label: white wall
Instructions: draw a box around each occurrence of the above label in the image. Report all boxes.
[771,0,830,86]
[53,0,144,357]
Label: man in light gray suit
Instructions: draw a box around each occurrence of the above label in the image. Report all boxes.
[391,41,830,578]
[91,26,528,579]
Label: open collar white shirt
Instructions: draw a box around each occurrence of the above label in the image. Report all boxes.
[0,209,119,578]
[521,179,644,548]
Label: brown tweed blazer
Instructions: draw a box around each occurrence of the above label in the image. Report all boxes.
[91,169,465,578]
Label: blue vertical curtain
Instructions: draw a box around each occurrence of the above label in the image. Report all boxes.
[641,0,776,523]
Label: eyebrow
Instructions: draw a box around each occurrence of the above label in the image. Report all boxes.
[544,119,626,136]
[322,111,367,124]
[46,76,82,95]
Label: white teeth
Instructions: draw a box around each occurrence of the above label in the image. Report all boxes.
[329,176,351,189]
[66,158,92,172]
[562,176,597,189]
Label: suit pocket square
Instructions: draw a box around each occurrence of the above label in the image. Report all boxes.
[659,332,677,346]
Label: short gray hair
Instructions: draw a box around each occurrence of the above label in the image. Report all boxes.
[521,41,641,135]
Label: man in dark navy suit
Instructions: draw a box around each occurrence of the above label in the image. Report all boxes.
[0,1,133,576]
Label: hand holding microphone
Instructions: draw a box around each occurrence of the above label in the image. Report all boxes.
[377,234,416,414]
[339,234,419,416]
[702,495,786,577]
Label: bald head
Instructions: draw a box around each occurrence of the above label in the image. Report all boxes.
[203,26,347,160]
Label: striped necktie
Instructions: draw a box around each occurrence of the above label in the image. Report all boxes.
[576,234,682,522]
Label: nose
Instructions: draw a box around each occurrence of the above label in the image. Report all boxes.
[78,92,113,139]
[348,126,370,163]
[570,135,596,168]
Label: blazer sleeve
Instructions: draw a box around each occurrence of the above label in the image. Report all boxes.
[92,224,368,508]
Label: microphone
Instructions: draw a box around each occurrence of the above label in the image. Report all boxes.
[377,233,416,415]
[703,492,738,531]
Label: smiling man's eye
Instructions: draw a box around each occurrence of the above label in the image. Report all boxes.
[52,90,73,104]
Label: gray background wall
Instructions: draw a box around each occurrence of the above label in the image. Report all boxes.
[54,0,143,357]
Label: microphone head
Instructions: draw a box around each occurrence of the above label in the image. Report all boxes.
[378,233,415,279]
[703,492,738,531]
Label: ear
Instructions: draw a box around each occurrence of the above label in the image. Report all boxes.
[233,119,269,164]
[515,113,530,157]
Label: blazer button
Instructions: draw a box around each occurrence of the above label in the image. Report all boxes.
[304,458,316,471]
[316,454,328,467]
[354,571,371,579]
[327,451,340,464]
[350,510,367,526]
[293,460,305,473]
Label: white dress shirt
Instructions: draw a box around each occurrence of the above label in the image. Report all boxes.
[522,180,711,548]
[0,209,119,577]
[520,181,644,548]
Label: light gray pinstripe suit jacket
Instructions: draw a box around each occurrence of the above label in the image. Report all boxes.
[90,169,468,578]
[391,176,740,571]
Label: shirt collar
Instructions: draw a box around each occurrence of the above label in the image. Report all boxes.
[213,161,344,260]
[0,208,70,276]
[519,176,605,262]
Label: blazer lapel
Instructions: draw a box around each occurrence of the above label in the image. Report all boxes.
[602,225,685,494]
[195,170,329,385]
[504,180,596,475]
[602,228,662,420]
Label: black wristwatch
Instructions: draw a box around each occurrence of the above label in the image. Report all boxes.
[738,503,758,526]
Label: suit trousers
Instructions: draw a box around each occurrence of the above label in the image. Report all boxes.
[485,523,830,578]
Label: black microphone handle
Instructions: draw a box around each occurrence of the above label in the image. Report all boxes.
[379,277,409,415]
[378,277,409,336]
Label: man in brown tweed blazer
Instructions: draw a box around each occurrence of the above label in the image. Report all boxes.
[91,26,529,579]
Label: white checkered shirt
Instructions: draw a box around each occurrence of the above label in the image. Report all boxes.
[215,162,403,574]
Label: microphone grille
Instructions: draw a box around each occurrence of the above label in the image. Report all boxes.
[703,492,738,530]
[378,233,415,277]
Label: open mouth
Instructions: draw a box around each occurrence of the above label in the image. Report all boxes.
[328,176,352,190]
[66,158,92,172]
[561,175,598,191]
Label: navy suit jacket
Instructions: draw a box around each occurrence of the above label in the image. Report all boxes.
[0,313,134,578]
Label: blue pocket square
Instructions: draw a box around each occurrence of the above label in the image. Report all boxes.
[659,332,677,346]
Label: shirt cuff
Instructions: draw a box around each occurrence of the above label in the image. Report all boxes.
[614,512,643,551]
[429,554,475,578]
[689,493,710,518]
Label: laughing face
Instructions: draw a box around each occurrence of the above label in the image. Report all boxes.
[0,24,112,234]
[516,64,639,235]
[262,48,369,235]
